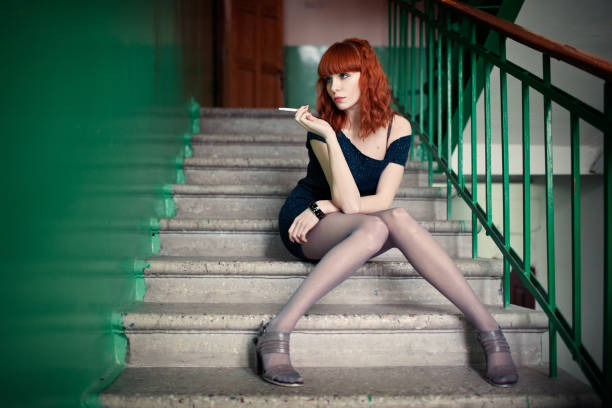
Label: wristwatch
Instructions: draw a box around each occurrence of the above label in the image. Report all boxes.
[309,201,326,219]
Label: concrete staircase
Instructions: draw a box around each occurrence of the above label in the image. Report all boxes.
[100,108,600,407]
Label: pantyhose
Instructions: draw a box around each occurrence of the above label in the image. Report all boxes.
[265,208,517,384]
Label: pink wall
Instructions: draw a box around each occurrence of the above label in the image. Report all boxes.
[284,0,389,46]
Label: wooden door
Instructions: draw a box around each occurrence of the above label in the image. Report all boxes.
[218,0,284,107]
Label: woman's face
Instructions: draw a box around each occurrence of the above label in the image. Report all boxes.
[325,71,361,112]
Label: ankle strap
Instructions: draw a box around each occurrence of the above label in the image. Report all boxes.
[477,329,510,353]
[258,332,291,354]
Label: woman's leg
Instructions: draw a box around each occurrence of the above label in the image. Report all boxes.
[372,207,516,382]
[372,207,498,331]
[264,212,389,378]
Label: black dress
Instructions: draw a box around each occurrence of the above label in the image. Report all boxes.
[278,119,412,262]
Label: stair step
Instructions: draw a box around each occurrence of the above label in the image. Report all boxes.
[200,107,296,118]
[100,366,600,408]
[193,133,306,143]
[191,133,306,159]
[158,218,471,232]
[185,167,445,187]
[146,256,500,276]
[157,219,473,259]
[121,302,546,368]
[200,115,299,135]
[193,142,309,158]
[183,157,445,187]
[184,156,428,170]
[192,132,429,145]
[143,257,503,306]
[172,183,445,198]
[191,132,430,159]
[173,184,446,220]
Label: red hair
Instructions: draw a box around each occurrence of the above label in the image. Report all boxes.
[316,38,394,140]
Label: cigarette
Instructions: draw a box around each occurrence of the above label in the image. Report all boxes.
[278,107,298,112]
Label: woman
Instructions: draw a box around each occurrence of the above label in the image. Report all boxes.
[254,38,518,388]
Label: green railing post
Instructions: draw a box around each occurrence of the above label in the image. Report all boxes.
[499,35,511,308]
[470,23,478,259]
[543,54,558,379]
[484,59,492,227]
[522,82,531,284]
[569,112,583,376]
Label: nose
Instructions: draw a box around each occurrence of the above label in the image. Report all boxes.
[330,76,341,92]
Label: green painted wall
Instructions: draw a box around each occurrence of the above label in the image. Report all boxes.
[284,46,391,109]
[0,1,193,406]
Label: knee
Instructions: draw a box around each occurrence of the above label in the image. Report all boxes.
[353,216,389,253]
[382,207,419,233]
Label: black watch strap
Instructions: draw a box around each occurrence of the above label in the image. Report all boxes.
[309,201,326,219]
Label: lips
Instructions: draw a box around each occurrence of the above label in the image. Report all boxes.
[334,97,345,102]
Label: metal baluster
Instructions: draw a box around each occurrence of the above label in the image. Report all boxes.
[543,53,558,379]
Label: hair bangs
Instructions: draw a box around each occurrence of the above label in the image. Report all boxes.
[317,43,361,78]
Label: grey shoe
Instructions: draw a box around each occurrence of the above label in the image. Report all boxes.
[476,327,519,387]
[253,321,304,387]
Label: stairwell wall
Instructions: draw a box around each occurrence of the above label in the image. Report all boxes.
[0,1,197,406]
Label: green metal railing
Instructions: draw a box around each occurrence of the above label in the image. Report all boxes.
[388,0,612,402]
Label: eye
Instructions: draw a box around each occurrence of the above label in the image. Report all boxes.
[325,76,332,83]
[340,73,349,79]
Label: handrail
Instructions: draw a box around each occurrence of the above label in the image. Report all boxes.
[388,0,611,404]
[435,0,612,81]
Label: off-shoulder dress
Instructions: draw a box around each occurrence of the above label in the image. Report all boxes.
[278,118,412,262]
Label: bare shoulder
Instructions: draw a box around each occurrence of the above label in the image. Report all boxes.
[388,114,412,144]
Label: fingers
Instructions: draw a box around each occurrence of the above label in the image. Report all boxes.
[288,210,318,244]
[289,219,308,244]
[288,219,301,244]
[294,105,310,130]
[294,104,308,120]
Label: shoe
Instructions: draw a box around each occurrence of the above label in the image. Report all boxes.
[253,321,304,387]
[476,327,519,387]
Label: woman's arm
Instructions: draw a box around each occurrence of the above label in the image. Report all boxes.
[310,137,361,213]
[315,164,403,214]
[358,163,405,213]
[312,115,412,215]
[295,105,361,213]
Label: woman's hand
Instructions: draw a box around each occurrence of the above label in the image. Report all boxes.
[288,207,319,244]
[294,105,335,139]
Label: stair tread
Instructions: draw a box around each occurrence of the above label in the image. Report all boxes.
[121,302,547,331]
[158,218,472,232]
[191,132,427,144]
[192,133,308,143]
[172,183,446,198]
[144,256,503,277]
[100,365,599,407]
[184,156,430,171]
[200,107,299,118]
